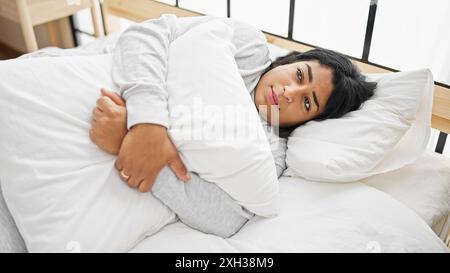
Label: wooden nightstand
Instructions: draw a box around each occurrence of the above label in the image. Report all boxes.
[0,0,102,52]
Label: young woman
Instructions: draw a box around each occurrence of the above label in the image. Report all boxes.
[90,15,376,237]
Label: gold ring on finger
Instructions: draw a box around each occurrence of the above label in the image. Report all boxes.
[120,170,130,181]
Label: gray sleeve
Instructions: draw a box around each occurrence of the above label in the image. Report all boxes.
[232,20,272,94]
[260,120,288,178]
[112,14,219,129]
[269,131,287,178]
[152,167,254,238]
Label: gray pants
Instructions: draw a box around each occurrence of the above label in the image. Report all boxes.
[152,167,254,238]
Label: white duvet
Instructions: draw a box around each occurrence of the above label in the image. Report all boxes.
[130,176,448,253]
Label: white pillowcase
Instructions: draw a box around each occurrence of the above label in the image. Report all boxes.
[166,19,278,217]
[0,55,176,252]
[284,69,434,182]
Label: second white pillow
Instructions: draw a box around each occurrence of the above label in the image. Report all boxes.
[284,69,434,182]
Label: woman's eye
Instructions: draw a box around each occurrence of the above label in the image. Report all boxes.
[297,68,303,82]
[304,97,311,112]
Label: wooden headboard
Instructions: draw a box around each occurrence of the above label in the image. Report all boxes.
[102,0,450,135]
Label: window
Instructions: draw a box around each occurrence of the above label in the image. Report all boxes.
[178,0,227,17]
[231,0,290,37]
[293,0,370,58]
[370,0,450,85]
[71,0,103,46]
[72,8,95,35]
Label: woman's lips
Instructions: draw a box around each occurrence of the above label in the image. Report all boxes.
[268,86,279,106]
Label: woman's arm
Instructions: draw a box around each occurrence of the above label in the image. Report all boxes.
[153,166,253,238]
[112,14,217,130]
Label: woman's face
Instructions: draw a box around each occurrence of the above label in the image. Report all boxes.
[254,60,334,127]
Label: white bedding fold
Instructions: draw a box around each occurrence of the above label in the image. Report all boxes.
[131,176,448,253]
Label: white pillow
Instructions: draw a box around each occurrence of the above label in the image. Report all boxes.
[167,19,278,217]
[284,69,434,182]
[0,55,177,252]
[0,19,278,252]
[0,55,181,252]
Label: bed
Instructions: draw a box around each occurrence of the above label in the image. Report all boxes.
[0,24,449,252]
[98,15,450,251]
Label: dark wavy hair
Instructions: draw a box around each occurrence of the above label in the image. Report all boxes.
[262,48,377,138]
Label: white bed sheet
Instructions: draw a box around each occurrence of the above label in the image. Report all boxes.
[362,151,450,227]
[130,176,448,253]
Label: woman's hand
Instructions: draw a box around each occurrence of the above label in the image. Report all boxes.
[90,88,128,155]
[115,123,191,192]
[90,88,191,192]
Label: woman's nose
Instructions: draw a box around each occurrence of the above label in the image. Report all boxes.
[282,85,302,103]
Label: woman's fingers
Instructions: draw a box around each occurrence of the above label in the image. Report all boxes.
[100,88,126,106]
[138,176,156,193]
[115,159,123,172]
[89,129,95,143]
[127,175,142,188]
[96,96,116,112]
[168,155,191,182]
[115,160,129,183]
[92,107,102,121]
